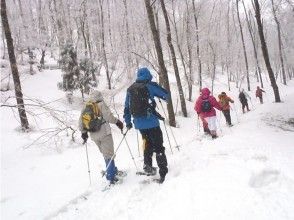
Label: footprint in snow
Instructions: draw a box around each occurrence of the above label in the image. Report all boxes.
[249,169,280,188]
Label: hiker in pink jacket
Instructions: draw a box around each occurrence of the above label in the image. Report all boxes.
[194,88,222,138]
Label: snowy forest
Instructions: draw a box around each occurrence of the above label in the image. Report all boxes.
[1,0,294,219]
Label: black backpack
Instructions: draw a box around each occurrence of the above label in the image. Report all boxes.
[128,82,150,117]
[201,99,212,112]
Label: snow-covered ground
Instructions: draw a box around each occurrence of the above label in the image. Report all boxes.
[1,68,294,220]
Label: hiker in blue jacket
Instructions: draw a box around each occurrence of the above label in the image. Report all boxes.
[123,67,169,183]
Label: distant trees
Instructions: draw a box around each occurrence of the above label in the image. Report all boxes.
[2,0,294,118]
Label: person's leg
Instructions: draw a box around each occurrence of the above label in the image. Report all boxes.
[223,110,230,125]
[100,135,117,182]
[241,103,245,113]
[260,96,263,104]
[207,116,217,138]
[246,102,250,111]
[148,127,168,182]
[201,115,210,134]
[140,129,154,173]
[226,110,232,125]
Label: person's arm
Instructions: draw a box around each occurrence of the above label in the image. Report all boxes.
[211,97,222,111]
[194,98,201,114]
[228,97,234,103]
[148,82,170,101]
[123,92,132,126]
[100,101,118,124]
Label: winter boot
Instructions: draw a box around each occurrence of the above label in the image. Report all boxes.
[204,127,211,135]
[109,176,123,185]
[143,164,157,176]
[211,134,218,139]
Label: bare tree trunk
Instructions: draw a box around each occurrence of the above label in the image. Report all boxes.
[236,0,250,91]
[144,0,176,127]
[242,0,263,88]
[160,0,187,117]
[99,0,111,89]
[123,0,133,79]
[171,0,189,97]
[1,0,29,129]
[192,0,202,92]
[185,0,193,101]
[2,25,6,59]
[253,0,281,102]
[271,0,287,85]
[226,1,231,91]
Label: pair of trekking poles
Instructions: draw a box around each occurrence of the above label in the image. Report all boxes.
[83,100,180,185]
[83,128,138,186]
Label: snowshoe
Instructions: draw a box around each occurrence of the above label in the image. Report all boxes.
[136,166,157,176]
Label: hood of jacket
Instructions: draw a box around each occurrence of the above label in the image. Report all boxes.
[201,88,211,99]
[136,67,153,82]
[89,90,103,102]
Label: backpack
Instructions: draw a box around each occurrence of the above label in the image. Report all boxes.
[201,99,212,112]
[128,82,150,117]
[82,102,105,132]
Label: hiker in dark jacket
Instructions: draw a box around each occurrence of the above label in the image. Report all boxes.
[239,89,250,113]
[123,67,169,183]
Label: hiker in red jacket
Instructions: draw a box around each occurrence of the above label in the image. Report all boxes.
[194,88,222,139]
[255,86,265,104]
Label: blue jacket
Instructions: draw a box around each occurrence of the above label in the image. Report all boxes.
[123,68,169,130]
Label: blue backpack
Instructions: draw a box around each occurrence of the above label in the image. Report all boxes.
[201,99,212,112]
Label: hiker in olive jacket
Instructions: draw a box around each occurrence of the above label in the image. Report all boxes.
[218,92,234,126]
[79,90,124,184]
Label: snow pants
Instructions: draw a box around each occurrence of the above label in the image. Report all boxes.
[91,134,117,181]
[222,110,232,125]
[140,126,168,179]
[241,101,250,113]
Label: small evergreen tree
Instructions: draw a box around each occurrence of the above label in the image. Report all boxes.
[79,58,98,95]
[58,43,97,102]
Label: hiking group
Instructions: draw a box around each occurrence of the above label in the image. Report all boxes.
[79,67,265,185]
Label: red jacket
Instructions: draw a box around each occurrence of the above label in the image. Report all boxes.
[194,88,222,118]
[256,87,265,98]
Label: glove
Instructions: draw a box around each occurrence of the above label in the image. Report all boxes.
[126,123,133,130]
[81,132,88,143]
[116,120,124,130]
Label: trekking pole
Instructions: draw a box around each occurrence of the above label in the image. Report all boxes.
[123,133,139,171]
[136,130,140,157]
[162,121,174,154]
[84,142,92,186]
[158,99,180,151]
[102,129,129,178]
[197,115,200,132]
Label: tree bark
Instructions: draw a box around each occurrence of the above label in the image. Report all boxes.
[1,0,29,129]
[242,1,263,88]
[192,0,202,92]
[144,0,176,127]
[253,0,281,102]
[160,0,187,117]
[271,0,287,85]
[236,0,250,91]
[99,0,111,89]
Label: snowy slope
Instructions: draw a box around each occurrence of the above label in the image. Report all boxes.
[1,68,294,220]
